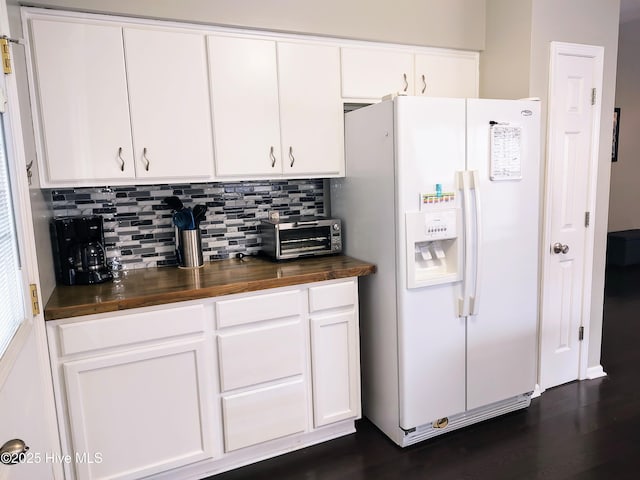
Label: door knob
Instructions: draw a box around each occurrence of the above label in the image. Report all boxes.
[552,242,570,254]
[0,438,29,465]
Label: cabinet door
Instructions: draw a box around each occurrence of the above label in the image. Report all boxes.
[124,27,214,180]
[310,310,361,427]
[63,339,215,480]
[29,18,135,184]
[341,47,413,99]
[208,35,282,177]
[414,52,479,98]
[278,42,344,177]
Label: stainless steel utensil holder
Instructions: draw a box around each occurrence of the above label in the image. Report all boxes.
[177,228,203,268]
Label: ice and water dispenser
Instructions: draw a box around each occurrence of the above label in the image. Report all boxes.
[405,186,462,288]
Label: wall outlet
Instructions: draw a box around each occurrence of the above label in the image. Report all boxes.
[268,210,280,221]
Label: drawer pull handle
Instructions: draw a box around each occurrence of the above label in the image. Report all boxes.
[270,146,276,168]
[421,74,427,94]
[117,147,125,172]
[403,73,408,92]
[142,147,150,171]
[289,146,295,167]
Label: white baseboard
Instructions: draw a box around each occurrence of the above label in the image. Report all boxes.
[586,364,607,380]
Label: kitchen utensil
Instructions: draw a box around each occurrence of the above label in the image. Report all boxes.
[193,204,207,227]
[163,196,184,211]
[173,209,195,230]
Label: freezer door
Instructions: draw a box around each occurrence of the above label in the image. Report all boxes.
[394,97,467,428]
[464,99,541,410]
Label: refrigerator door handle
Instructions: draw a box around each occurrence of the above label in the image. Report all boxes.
[458,170,473,317]
[469,170,483,315]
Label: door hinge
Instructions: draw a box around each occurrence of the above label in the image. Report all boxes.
[0,38,11,74]
[591,88,596,106]
[585,211,590,227]
[29,284,40,316]
[579,326,584,341]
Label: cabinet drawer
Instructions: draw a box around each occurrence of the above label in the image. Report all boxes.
[221,379,307,452]
[216,289,302,328]
[218,320,304,391]
[308,280,355,312]
[57,305,206,356]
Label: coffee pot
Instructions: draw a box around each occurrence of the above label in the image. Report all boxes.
[51,216,113,285]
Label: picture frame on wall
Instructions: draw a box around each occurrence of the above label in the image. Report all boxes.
[612,107,620,162]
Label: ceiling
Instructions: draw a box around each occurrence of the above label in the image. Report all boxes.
[620,0,640,23]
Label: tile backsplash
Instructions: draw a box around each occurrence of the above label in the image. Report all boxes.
[47,180,325,270]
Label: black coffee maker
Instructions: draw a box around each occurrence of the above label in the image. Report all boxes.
[51,216,113,285]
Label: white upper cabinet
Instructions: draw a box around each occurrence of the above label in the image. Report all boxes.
[208,35,282,177]
[123,27,214,180]
[25,9,479,185]
[26,14,214,187]
[414,52,479,98]
[208,35,344,179]
[278,42,344,177]
[341,47,414,100]
[29,18,135,184]
[341,46,479,101]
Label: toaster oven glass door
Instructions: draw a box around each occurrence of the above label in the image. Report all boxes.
[279,226,332,257]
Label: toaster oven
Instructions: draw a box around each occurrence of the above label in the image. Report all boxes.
[260,216,342,260]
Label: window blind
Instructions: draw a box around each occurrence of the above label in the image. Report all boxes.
[0,120,24,357]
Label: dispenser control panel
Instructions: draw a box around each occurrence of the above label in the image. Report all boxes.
[424,210,457,240]
[405,208,462,289]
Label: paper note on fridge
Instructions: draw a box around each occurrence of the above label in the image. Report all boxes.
[490,123,523,181]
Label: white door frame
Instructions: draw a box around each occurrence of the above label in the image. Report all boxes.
[539,41,605,392]
[0,0,62,477]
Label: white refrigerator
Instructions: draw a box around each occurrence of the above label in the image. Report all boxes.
[331,96,541,447]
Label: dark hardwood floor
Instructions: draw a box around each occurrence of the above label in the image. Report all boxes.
[208,265,640,480]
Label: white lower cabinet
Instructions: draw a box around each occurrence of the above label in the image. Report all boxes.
[48,304,216,480]
[47,279,361,479]
[309,280,361,427]
[63,340,216,480]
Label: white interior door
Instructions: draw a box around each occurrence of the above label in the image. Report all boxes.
[0,2,60,478]
[539,43,604,390]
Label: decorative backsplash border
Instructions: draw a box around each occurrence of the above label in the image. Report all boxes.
[47,180,325,270]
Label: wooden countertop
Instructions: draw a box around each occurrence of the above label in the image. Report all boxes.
[44,255,376,321]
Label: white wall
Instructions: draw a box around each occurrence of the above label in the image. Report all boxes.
[480,0,533,99]
[15,0,486,50]
[609,18,640,232]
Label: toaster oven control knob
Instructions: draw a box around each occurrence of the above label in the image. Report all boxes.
[332,223,340,231]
